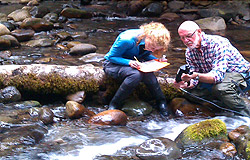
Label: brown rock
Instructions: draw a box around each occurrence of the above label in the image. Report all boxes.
[219,142,237,157]
[66,91,86,104]
[88,110,127,126]
[39,107,54,125]
[65,101,95,119]
[228,131,241,142]
[11,29,35,42]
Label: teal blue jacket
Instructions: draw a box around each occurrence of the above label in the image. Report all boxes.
[104,29,157,65]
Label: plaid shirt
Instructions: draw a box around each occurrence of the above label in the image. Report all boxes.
[186,32,250,86]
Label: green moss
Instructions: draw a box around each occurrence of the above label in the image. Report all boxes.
[161,83,182,101]
[246,141,250,160]
[184,119,227,141]
[0,73,99,96]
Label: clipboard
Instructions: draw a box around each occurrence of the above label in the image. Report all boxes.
[138,60,170,72]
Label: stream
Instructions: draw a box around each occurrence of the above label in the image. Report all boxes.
[0,1,250,160]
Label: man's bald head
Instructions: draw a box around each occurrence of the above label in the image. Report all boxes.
[178,21,200,33]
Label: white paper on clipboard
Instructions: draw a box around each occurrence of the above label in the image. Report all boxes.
[138,60,170,72]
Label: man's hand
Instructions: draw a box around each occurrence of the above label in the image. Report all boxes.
[181,73,193,82]
[173,80,195,89]
[129,60,141,69]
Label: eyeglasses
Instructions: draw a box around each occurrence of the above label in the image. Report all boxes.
[180,29,197,40]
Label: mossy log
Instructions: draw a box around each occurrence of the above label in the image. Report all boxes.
[0,64,104,98]
[0,64,181,101]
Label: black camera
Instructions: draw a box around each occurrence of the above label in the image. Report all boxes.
[175,64,193,83]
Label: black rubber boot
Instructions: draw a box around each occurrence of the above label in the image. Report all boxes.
[145,80,172,117]
[108,83,133,110]
[158,101,171,117]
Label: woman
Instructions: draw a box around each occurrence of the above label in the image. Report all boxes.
[103,22,172,117]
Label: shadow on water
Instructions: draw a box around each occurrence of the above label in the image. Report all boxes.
[0,1,250,160]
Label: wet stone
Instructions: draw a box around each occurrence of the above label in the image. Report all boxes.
[39,107,54,125]
[66,91,86,104]
[11,29,35,42]
[65,100,86,119]
[1,35,20,47]
[69,43,97,56]
[7,9,31,22]
[136,137,182,160]
[0,86,21,103]
[88,109,127,126]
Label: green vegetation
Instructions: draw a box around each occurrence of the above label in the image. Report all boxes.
[184,119,227,141]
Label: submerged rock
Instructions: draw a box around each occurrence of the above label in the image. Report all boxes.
[136,137,182,160]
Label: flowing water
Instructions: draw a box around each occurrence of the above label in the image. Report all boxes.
[0,1,250,160]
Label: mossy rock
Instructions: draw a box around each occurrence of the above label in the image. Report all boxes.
[175,119,228,148]
[246,141,250,160]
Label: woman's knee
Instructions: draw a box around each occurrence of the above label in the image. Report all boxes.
[119,68,143,84]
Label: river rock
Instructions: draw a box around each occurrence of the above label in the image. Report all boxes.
[0,36,11,50]
[0,86,21,103]
[65,100,85,119]
[228,125,250,159]
[66,91,86,103]
[219,142,237,157]
[175,119,228,149]
[158,12,180,22]
[0,50,12,59]
[1,124,47,153]
[27,0,39,6]
[30,6,50,18]
[69,43,97,56]
[141,2,163,17]
[228,125,250,142]
[11,29,35,42]
[0,13,7,21]
[60,8,93,19]
[4,100,41,109]
[88,109,128,126]
[39,107,54,125]
[1,35,20,47]
[169,97,215,117]
[72,31,88,40]
[43,13,59,23]
[54,31,73,44]
[26,38,54,47]
[122,98,153,117]
[136,137,182,160]
[20,18,54,32]
[8,9,31,22]
[168,0,185,12]
[0,24,10,36]
[66,41,82,48]
[78,53,105,63]
[65,101,95,119]
[127,0,151,16]
[195,16,227,31]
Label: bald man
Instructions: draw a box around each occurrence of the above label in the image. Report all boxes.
[175,20,250,116]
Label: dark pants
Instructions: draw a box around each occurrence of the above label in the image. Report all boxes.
[185,72,250,116]
[103,60,166,104]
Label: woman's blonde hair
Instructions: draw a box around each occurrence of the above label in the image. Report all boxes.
[137,22,171,52]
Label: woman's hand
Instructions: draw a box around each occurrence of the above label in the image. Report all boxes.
[129,60,141,69]
[157,55,168,62]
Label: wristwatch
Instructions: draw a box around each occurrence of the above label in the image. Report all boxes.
[195,74,199,81]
